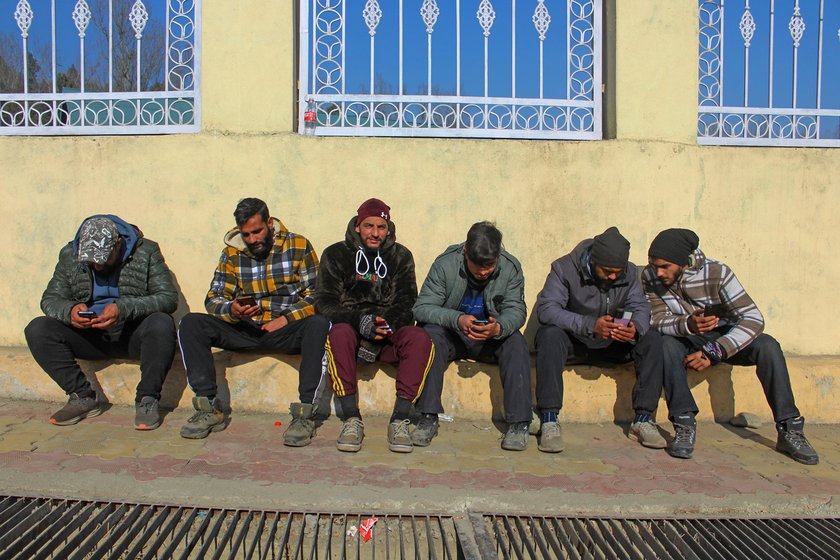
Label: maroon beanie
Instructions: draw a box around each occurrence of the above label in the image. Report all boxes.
[356,198,391,225]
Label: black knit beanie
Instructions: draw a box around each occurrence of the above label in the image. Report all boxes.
[648,228,700,266]
[590,227,630,268]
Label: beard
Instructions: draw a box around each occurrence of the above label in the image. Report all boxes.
[247,230,274,259]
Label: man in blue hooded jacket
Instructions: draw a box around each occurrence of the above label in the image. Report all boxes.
[25,215,178,430]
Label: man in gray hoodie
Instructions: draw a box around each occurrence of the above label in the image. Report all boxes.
[534,227,666,453]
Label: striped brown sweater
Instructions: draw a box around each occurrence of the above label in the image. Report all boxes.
[642,249,764,358]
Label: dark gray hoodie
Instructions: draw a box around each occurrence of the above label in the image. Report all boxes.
[536,239,651,349]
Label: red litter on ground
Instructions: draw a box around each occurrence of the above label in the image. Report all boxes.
[274,421,282,427]
[359,517,378,542]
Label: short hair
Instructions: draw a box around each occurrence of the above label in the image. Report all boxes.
[234,198,269,226]
[465,221,502,266]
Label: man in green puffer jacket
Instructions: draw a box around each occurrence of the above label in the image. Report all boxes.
[412,222,533,451]
[24,215,178,430]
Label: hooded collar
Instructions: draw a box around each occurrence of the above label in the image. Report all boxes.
[224,217,288,258]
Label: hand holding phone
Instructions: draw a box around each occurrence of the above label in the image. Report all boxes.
[236,295,257,307]
[472,318,489,326]
[373,317,394,335]
[613,311,632,327]
[232,294,259,319]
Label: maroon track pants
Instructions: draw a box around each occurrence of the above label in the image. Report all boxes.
[325,323,434,402]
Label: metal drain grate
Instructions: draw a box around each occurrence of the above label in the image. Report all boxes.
[481,514,840,560]
[0,496,459,560]
[1,496,838,559]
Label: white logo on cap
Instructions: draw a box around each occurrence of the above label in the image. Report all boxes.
[381,212,388,218]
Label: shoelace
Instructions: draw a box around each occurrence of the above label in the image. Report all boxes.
[785,430,811,449]
[188,410,213,423]
[542,423,561,436]
[674,424,694,444]
[140,401,156,414]
[341,418,364,439]
[393,419,410,437]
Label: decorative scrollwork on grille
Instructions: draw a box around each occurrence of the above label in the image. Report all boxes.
[477,0,495,37]
[168,0,197,92]
[363,0,382,36]
[532,0,551,42]
[14,0,33,39]
[788,3,805,48]
[73,0,92,37]
[739,3,755,48]
[569,0,595,100]
[420,0,439,34]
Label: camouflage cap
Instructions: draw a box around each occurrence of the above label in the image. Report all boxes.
[77,217,120,265]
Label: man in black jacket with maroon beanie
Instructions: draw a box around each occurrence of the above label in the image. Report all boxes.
[315,198,434,454]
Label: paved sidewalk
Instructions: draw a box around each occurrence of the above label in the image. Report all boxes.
[0,398,837,517]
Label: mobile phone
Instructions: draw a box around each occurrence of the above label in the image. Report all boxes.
[472,319,489,325]
[703,304,727,318]
[236,295,257,307]
[78,310,97,317]
[613,311,632,327]
[374,318,393,333]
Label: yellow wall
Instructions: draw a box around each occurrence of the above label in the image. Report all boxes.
[2,1,838,355]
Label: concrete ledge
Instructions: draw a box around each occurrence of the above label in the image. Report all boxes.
[0,346,836,423]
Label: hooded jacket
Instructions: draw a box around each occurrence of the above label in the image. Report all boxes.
[40,214,177,323]
[642,248,764,358]
[536,239,650,349]
[413,243,526,339]
[315,217,417,330]
[205,217,318,325]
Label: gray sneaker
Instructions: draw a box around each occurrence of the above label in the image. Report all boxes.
[410,414,439,447]
[337,417,365,452]
[134,396,161,431]
[538,421,564,453]
[50,392,102,426]
[628,420,667,449]
[180,396,225,439]
[388,419,413,453]
[501,421,530,451]
[283,402,317,447]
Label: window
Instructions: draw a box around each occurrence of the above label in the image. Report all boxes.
[298,0,603,139]
[0,0,200,135]
[698,0,840,146]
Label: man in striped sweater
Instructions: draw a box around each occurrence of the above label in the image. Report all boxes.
[643,228,818,464]
[177,198,329,445]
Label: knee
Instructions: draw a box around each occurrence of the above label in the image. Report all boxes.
[177,312,207,335]
[304,314,330,336]
[635,329,661,350]
[751,334,784,359]
[535,324,569,350]
[143,312,175,335]
[661,335,686,358]
[400,326,433,347]
[328,322,356,340]
[24,316,61,344]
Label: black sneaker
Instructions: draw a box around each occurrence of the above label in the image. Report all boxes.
[668,415,696,459]
[50,393,102,426]
[501,421,530,451]
[410,414,439,447]
[135,396,162,430]
[776,417,819,465]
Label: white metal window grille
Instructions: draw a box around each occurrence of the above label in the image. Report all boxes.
[0,0,200,135]
[698,0,840,146]
[298,0,603,139]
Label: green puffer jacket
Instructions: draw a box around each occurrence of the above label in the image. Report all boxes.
[40,235,178,324]
[413,243,526,338]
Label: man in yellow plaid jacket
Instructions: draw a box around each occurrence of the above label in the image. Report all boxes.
[177,198,329,446]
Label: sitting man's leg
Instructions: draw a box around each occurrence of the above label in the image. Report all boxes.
[411,323,464,447]
[24,316,106,425]
[534,325,573,453]
[177,312,261,439]
[726,334,818,465]
[661,335,699,459]
[379,326,435,453]
[325,323,366,452]
[122,312,177,430]
[258,314,330,447]
[486,331,533,452]
[626,330,667,449]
